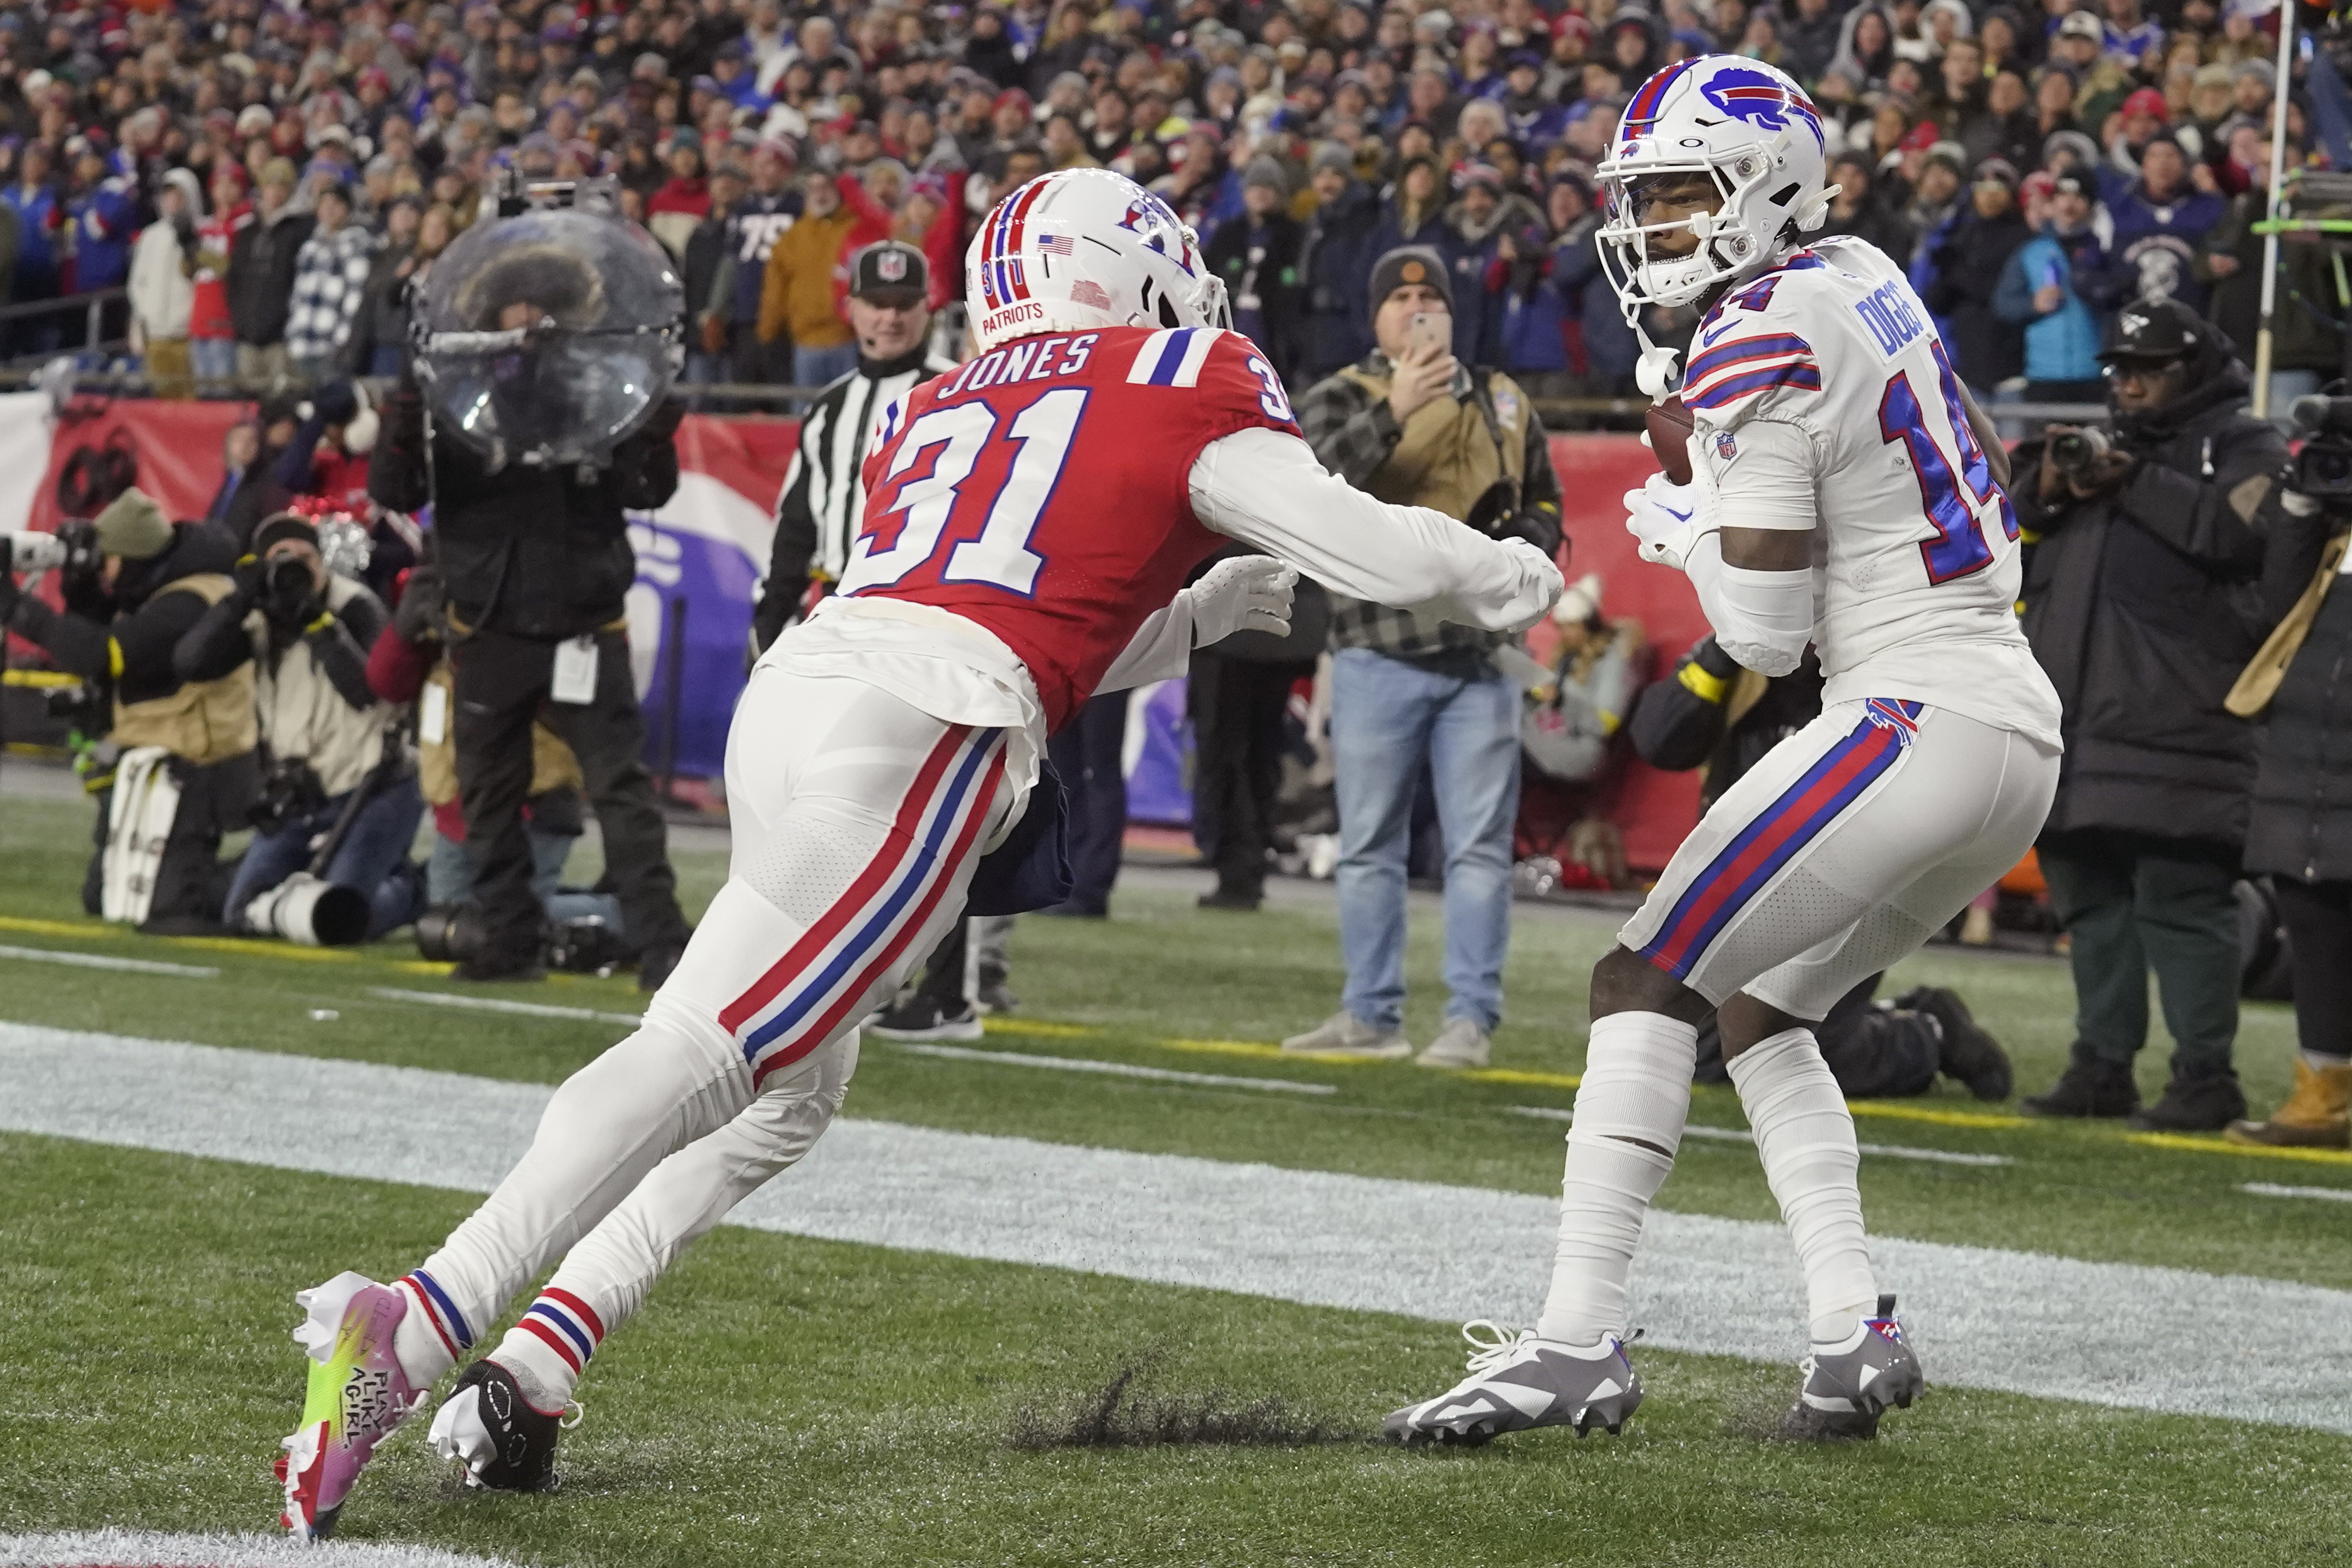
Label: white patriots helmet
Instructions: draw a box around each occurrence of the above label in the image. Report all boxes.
[965,168,1230,354]
[1595,55,1835,324]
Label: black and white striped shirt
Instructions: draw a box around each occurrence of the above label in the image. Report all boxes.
[753,347,959,650]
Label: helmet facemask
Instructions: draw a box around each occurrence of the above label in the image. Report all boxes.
[1597,147,1785,322]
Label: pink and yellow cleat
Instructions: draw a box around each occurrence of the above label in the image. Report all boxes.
[276,1272,429,1539]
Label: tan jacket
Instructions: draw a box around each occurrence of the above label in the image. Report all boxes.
[110,575,257,764]
[1334,364,1530,520]
[758,206,858,349]
[248,575,395,797]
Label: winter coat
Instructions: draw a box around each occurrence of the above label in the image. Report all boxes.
[1995,227,2110,384]
[757,202,857,349]
[2199,191,2343,376]
[1551,217,1638,386]
[367,378,679,642]
[1205,210,1303,383]
[190,203,247,341]
[1924,207,2032,392]
[127,219,194,342]
[2103,180,2227,312]
[67,175,138,291]
[228,203,317,349]
[3,180,62,298]
[1296,181,1381,382]
[2016,366,2286,851]
[2244,517,2352,883]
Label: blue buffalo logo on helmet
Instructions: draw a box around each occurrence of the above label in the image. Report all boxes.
[1700,66,1825,149]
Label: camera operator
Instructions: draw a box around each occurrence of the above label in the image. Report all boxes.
[173,511,422,942]
[368,327,694,988]
[2222,400,2352,1150]
[2013,299,2285,1131]
[0,490,257,931]
[1625,635,2014,1100]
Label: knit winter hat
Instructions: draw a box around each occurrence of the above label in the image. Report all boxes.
[1368,245,1453,313]
[92,488,173,561]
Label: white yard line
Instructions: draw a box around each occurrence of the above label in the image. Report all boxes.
[1509,1105,2014,1166]
[3,1022,2346,1434]
[0,1530,517,1567]
[890,1041,1336,1094]
[2243,1182,2352,1204]
[366,987,647,1027]
[0,943,218,978]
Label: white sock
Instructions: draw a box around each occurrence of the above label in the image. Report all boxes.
[488,1288,607,1411]
[390,1274,464,1388]
[1725,1027,1877,1345]
[1535,1012,1698,1346]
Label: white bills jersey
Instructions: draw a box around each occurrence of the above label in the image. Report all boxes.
[1681,235,2062,747]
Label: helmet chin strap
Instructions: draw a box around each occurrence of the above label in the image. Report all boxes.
[1635,327,1680,402]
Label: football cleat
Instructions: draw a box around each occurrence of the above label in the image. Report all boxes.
[1383,1320,1642,1447]
[429,1359,575,1493]
[1775,1294,1923,1441]
[277,1272,429,1540]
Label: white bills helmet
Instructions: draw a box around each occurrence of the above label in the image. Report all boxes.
[966,168,1230,354]
[1595,56,1835,323]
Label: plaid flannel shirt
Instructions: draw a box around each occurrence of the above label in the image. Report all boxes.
[1296,350,1561,662]
[282,222,378,362]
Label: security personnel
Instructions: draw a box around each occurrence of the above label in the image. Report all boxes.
[749,240,957,652]
[0,489,257,930]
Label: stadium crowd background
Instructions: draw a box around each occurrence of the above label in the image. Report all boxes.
[0,0,2331,408]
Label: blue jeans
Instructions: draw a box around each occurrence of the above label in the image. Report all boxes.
[425,827,626,933]
[1329,647,1521,1032]
[190,337,237,385]
[223,772,425,940]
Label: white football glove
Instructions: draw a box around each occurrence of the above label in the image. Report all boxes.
[1624,472,1710,571]
[1188,555,1300,646]
[1487,537,1565,633]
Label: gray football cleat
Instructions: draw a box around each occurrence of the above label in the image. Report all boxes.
[1281,1011,1412,1059]
[1384,1321,1642,1447]
[1775,1294,1923,1440]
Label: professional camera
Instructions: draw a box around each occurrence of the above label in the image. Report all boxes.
[249,756,327,836]
[263,554,320,622]
[1,519,99,580]
[2048,426,2113,476]
[415,901,488,965]
[546,913,628,975]
[243,872,371,947]
[2290,395,2352,499]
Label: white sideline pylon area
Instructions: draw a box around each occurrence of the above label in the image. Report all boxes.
[3,1020,2348,1434]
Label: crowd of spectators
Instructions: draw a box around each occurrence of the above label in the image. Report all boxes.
[0,0,2333,406]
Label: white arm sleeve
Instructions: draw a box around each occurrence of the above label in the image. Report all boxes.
[1187,426,1559,633]
[1700,416,1819,534]
[1097,596,1195,693]
[1685,532,1813,677]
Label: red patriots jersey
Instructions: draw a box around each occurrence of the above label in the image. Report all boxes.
[838,325,1301,727]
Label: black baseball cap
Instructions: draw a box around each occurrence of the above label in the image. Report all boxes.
[849,240,928,304]
[2097,297,2204,364]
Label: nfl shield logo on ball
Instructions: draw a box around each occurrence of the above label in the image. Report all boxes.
[1715,430,1737,460]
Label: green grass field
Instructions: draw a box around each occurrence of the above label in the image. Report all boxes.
[2,788,2349,1566]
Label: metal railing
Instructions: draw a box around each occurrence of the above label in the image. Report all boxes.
[0,287,128,366]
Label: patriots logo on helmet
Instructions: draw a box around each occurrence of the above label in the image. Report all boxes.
[1117,193,1198,276]
[1701,67,1825,151]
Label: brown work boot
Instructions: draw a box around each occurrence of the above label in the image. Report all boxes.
[2225,1059,2352,1149]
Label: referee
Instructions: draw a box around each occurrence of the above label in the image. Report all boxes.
[750,240,957,652]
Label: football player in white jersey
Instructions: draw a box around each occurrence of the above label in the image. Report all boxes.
[1385,55,2064,1446]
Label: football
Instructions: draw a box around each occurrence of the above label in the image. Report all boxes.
[1646,395,1695,485]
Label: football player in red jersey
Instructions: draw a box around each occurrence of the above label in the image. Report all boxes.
[275,169,1560,1536]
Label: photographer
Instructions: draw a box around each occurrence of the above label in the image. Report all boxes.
[0,490,256,931]
[2222,408,2352,1150]
[368,345,694,988]
[1279,246,1562,1071]
[174,512,422,942]
[2014,299,2285,1131]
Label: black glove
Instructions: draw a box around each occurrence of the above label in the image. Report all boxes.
[315,378,360,427]
[232,553,268,606]
[749,575,809,659]
[1692,636,1741,684]
[393,563,446,645]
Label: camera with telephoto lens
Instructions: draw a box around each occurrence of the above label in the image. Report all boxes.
[2290,395,2352,499]
[2048,426,2112,476]
[2,519,100,582]
[545,914,628,975]
[415,901,488,964]
[248,756,326,836]
[243,872,370,947]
